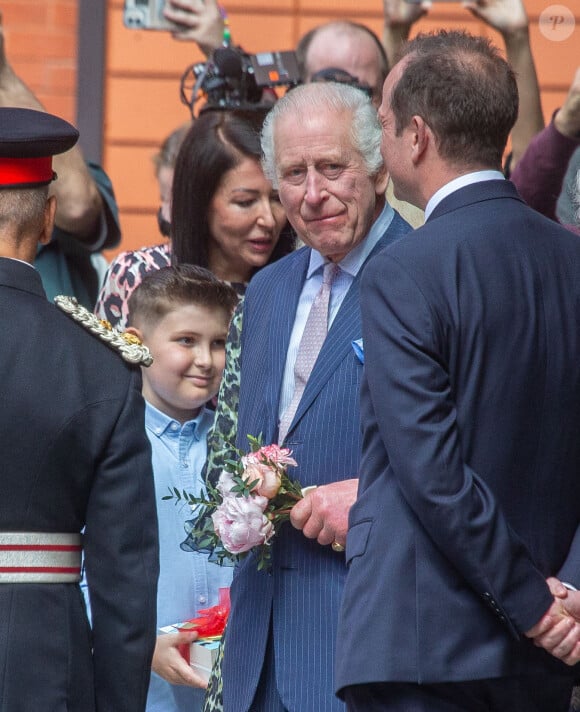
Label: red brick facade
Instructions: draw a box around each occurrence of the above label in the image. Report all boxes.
[5,0,580,255]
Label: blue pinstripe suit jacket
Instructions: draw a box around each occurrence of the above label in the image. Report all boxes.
[221,211,411,712]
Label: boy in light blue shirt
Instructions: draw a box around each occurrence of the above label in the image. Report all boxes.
[126,264,238,712]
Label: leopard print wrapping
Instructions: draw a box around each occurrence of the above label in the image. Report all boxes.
[201,303,243,712]
[203,641,225,712]
[205,302,243,487]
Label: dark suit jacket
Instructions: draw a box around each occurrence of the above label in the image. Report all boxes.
[0,258,159,712]
[337,180,580,694]
[221,211,411,712]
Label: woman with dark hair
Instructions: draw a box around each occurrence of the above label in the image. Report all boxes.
[171,108,293,285]
[95,108,294,328]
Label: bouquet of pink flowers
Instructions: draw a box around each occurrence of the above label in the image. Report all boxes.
[165,436,302,570]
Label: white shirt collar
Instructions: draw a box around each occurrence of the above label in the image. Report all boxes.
[306,201,395,278]
[424,170,505,221]
[2,256,36,268]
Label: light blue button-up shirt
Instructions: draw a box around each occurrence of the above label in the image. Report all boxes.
[145,402,233,712]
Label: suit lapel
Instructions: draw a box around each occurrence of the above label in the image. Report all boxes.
[260,251,309,441]
[287,232,394,433]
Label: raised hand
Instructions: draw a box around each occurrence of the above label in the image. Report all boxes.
[382,0,430,67]
[461,0,529,35]
[164,0,225,57]
[383,0,429,29]
[555,68,580,140]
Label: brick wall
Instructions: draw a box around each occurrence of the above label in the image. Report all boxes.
[2,1,578,257]
[2,0,79,122]
[104,0,580,257]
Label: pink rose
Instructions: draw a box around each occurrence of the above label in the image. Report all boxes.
[242,461,282,499]
[212,492,274,554]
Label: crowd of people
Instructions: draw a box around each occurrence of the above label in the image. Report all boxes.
[1,1,580,711]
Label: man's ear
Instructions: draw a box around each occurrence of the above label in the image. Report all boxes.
[410,115,431,165]
[38,195,57,245]
[374,163,389,197]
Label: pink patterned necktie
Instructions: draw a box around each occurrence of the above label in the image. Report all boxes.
[278,262,339,443]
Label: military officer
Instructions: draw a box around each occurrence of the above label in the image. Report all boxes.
[0,107,159,712]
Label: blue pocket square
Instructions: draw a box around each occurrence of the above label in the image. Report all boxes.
[352,338,364,364]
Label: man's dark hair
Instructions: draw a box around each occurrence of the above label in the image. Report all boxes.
[391,30,518,169]
[127,264,238,329]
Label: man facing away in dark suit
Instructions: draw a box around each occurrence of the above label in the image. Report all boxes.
[0,107,159,711]
[219,81,411,712]
[337,30,580,712]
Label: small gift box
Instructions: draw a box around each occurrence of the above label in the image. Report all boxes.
[158,624,221,684]
[159,587,229,684]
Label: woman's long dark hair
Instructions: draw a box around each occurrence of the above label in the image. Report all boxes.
[170,108,295,273]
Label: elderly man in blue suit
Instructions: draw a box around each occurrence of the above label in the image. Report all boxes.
[337,30,580,712]
[218,81,411,712]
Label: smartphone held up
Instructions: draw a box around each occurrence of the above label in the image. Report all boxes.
[124,0,187,31]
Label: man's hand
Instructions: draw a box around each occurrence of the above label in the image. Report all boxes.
[525,578,580,666]
[383,0,429,29]
[462,0,528,35]
[290,479,358,548]
[550,576,580,629]
[152,631,208,688]
[382,0,429,68]
[164,0,224,58]
[555,68,580,140]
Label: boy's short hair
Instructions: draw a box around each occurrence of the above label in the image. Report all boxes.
[127,264,238,329]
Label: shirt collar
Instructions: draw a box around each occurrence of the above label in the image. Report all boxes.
[145,400,212,439]
[424,170,505,221]
[2,256,36,268]
[306,201,395,278]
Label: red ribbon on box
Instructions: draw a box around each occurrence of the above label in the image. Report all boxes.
[177,587,230,664]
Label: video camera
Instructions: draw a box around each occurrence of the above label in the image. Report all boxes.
[180,47,301,116]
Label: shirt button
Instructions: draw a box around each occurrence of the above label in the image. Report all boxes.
[171,423,179,431]
[198,595,207,604]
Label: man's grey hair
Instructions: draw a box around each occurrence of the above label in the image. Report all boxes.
[261,82,383,188]
[0,186,49,233]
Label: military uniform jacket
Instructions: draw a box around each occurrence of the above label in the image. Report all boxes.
[0,258,159,712]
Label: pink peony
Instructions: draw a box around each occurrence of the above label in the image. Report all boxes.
[212,491,274,555]
[216,470,236,497]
